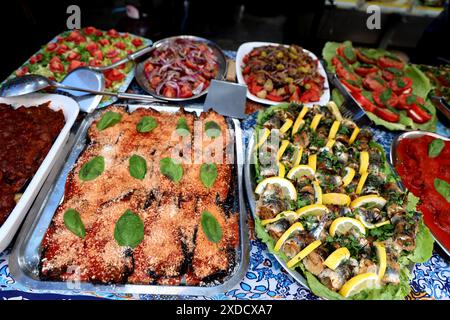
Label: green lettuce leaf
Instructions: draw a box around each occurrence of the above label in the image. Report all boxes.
[322,42,340,72]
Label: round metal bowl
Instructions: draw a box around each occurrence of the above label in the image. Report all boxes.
[135,35,227,102]
[390,130,450,258]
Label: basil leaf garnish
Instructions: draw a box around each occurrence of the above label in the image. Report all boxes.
[136,116,157,133]
[434,178,450,203]
[406,94,416,105]
[200,163,218,188]
[201,210,222,243]
[160,157,183,183]
[114,210,144,248]
[64,209,86,238]
[79,156,105,181]
[176,117,190,136]
[205,121,221,138]
[379,88,392,106]
[96,111,122,131]
[429,139,445,158]
[129,154,147,180]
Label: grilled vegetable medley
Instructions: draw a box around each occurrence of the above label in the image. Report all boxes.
[242,45,325,103]
[252,102,433,299]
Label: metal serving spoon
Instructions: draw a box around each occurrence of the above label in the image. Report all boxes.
[0,74,167,104]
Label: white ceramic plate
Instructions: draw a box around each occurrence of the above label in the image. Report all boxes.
[0,93,79,252]
[236,41,330,106]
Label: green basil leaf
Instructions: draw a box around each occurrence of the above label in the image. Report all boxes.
[343,46,355,61]
[397,78,406,88]
[79,156,105,181]
[136,116,158,133]
[200,163,218,188]
[205,121,221,138]
[176,117,190,136]
[380,88,392,105]
[406,94,417,105]
[160,157,183,183]
[114,210,144,248]
[129,154,147,180]
[96,111,122,131]
[434,178,450,203]
[64,209,86,238]
[428,139,445,158]
[201,210,222,243]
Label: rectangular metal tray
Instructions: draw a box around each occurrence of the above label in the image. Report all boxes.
[9,104,249,296]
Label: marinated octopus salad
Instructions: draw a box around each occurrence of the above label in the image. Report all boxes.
[252,102,433,299]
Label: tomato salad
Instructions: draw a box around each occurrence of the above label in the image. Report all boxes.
[143,38,219,99]
[330,42,433,125]
[242,45,325,103]
[14,26,147,91]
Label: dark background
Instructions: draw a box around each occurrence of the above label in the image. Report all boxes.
[0,0,448,80]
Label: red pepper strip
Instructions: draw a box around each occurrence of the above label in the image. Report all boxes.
[352,92,376,112]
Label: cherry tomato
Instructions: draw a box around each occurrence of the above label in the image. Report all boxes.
[115,42,126,50]
[56,44,69,55]
[107,29,120,38]
[89,59,103,67]
[179,84,193,98]
[16,66,29,76]
[68,60,86,72]
[66,51,81,61]
[46,42,58,52]
[104,69,125,82]
[132,38,143,47]
[86,42,99,53]
[111,57,125,69]
[49,58,64,73]
[389,77,413,94]
[83,26,97,35]
[99,39,110,46]
[30,54,43,64]
[92,50,103,60]
[106,49,118,59]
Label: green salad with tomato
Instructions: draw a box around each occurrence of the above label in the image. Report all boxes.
[323,41,436,132]
[12,26,147,92]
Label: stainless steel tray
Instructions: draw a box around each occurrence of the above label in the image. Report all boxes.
[390,130,450,258]
[9,104,249,296]
[243,132,309,289]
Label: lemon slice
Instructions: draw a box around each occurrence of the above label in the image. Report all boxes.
[355,172,368,195]
[261,210,298,226]
[274,222,304,252]
[296,204,329,217]
[325,139,336,149]
[278,162,286,178]
[308,154,317,172]
[286,165,315,180]
[350,195,387,210]
[359,151,369,175]
[324,247,350,270]
[280,119,293,134]
[310,114,322,131]
[328,121,341,140]
[342,167,356,187]
[287,240,322,268]
[292,108,308,136]
[292,147,303,166]
[322,193,351,206]
[256,128,271,149]
[348,126,360,145]
[313,181,323,204]
[374,242,387,281]
[329,217,366,237]
[327,101,343,121]
[255,177,297,201]
[277,140,290,161]
[357,215,391,229]
[339,272,379,298]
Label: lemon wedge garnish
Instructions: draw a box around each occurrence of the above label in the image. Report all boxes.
[292,147,303,166]
[355,172,368,195]
[277,140,290,161]
[310,114,322,131]
[313,181,323,204]
[280,119,293,134]
[287,240,322,268]
[296,204,329,217]
[342,167,356,187]
[322,193,351,206]
[308,154,317,172]
[374,242,387,281]
[286,165,315,180]
[350,195,387,210]
[326,139,336,149]
[274,222,304,252]
[256,128,271,149]
[339,272,379,298]
[349,126,360,145]
[261,210,298,226]
[357,215,390,229]
[359,151,369,174]
[292,108,308,136]
[328,121,341,140]
[255,177,297,201]
[278,162,286,178]
[329,217,366,237]
[327,101,343,121]
[324,247,350,270]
